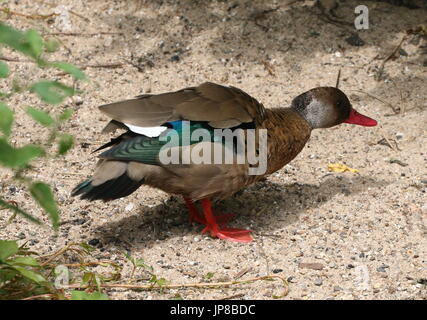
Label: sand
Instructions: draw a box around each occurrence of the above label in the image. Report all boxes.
[0,0,426,300]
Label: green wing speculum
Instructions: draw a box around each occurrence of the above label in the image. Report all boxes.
[98,122,217,165]
[99,135,169,165]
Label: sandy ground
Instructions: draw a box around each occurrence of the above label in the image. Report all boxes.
[0,0,426,300]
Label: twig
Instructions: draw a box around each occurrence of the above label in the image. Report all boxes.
[62,275,289,298]
[39,242,86,266]
[0,56,31,63]
[21,294,57,300]
[44,261,116,268]
[335,68,341,88]
[375,35,407,81]
[234,267,252,280]
[389,159,407,167]
[81,63,125,69]
[0,8,58,20]
[377,125,398,152]
[376,138,397,150]
[219,293,245,300]
[45,32,124,37]
[69,10,90,23]
[390,79,406,115]
[55,63,125,76]
[352,90,398,114]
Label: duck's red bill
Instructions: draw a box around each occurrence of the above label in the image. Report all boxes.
[344,109,377,127]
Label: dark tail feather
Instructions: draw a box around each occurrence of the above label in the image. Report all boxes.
[71,174,144,202]
[71,180,92,196]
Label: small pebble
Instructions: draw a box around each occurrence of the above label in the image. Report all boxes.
[72,218,86,225]
[125,203,134,212]
[395,132,404,140]
[171,55,180,62]
[377,265,389,272]
[345,34,365,46]
[74,96,83,106]
[314,278,323,286]
[88,238,100,246]
[399,48,408,56]
[80,142,90,149]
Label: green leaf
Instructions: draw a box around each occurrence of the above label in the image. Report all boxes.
[11,256,40,267]
[12,266,47,284]
[134,258,148,268]
[0,269,19,282]
[45,38,60,52]
[26,107,54,127]
[82,272,93,284]
[79,242,95,253]
[156,277,167,286]
[0,61,9,78]
[123,251,133,262]
[0,23,44,61]
[25,30,43,59]
[94,274,102,291]
[0,103,13,137]
[134,258,152,271]
[71,291,109,300]
[58,109,73,122]
[31,81,74,104]
[29,182,59,229]
[0,138,44,168]
[149,274,167,286]
[0,198,42,225]
[58,134,73,155]
[0,240,19,261]
[52,62,86,80]
[0,23,29,56]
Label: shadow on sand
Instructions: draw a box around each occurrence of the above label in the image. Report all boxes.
[94,175,388,249]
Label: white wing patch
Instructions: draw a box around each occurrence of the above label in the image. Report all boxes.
[124,123,168,137]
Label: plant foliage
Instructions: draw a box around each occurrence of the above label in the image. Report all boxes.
[0,22,86,228]
[0,22,88,299]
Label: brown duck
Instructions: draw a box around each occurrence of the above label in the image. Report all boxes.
[72,82,377,243]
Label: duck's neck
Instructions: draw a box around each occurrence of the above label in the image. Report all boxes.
[262,108,312,175]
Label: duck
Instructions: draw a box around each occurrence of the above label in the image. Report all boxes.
[72,82,377,243]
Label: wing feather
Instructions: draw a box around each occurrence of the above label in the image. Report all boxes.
[99,82,265,129]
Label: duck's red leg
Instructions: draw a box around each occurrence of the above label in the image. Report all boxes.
[183,197,235,225]
[184,197,205,224]
[200,198,253,243]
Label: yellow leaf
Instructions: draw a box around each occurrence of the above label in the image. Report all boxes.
[327,163,359,173]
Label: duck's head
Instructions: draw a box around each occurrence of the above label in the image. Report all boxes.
[291,87,377,129]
